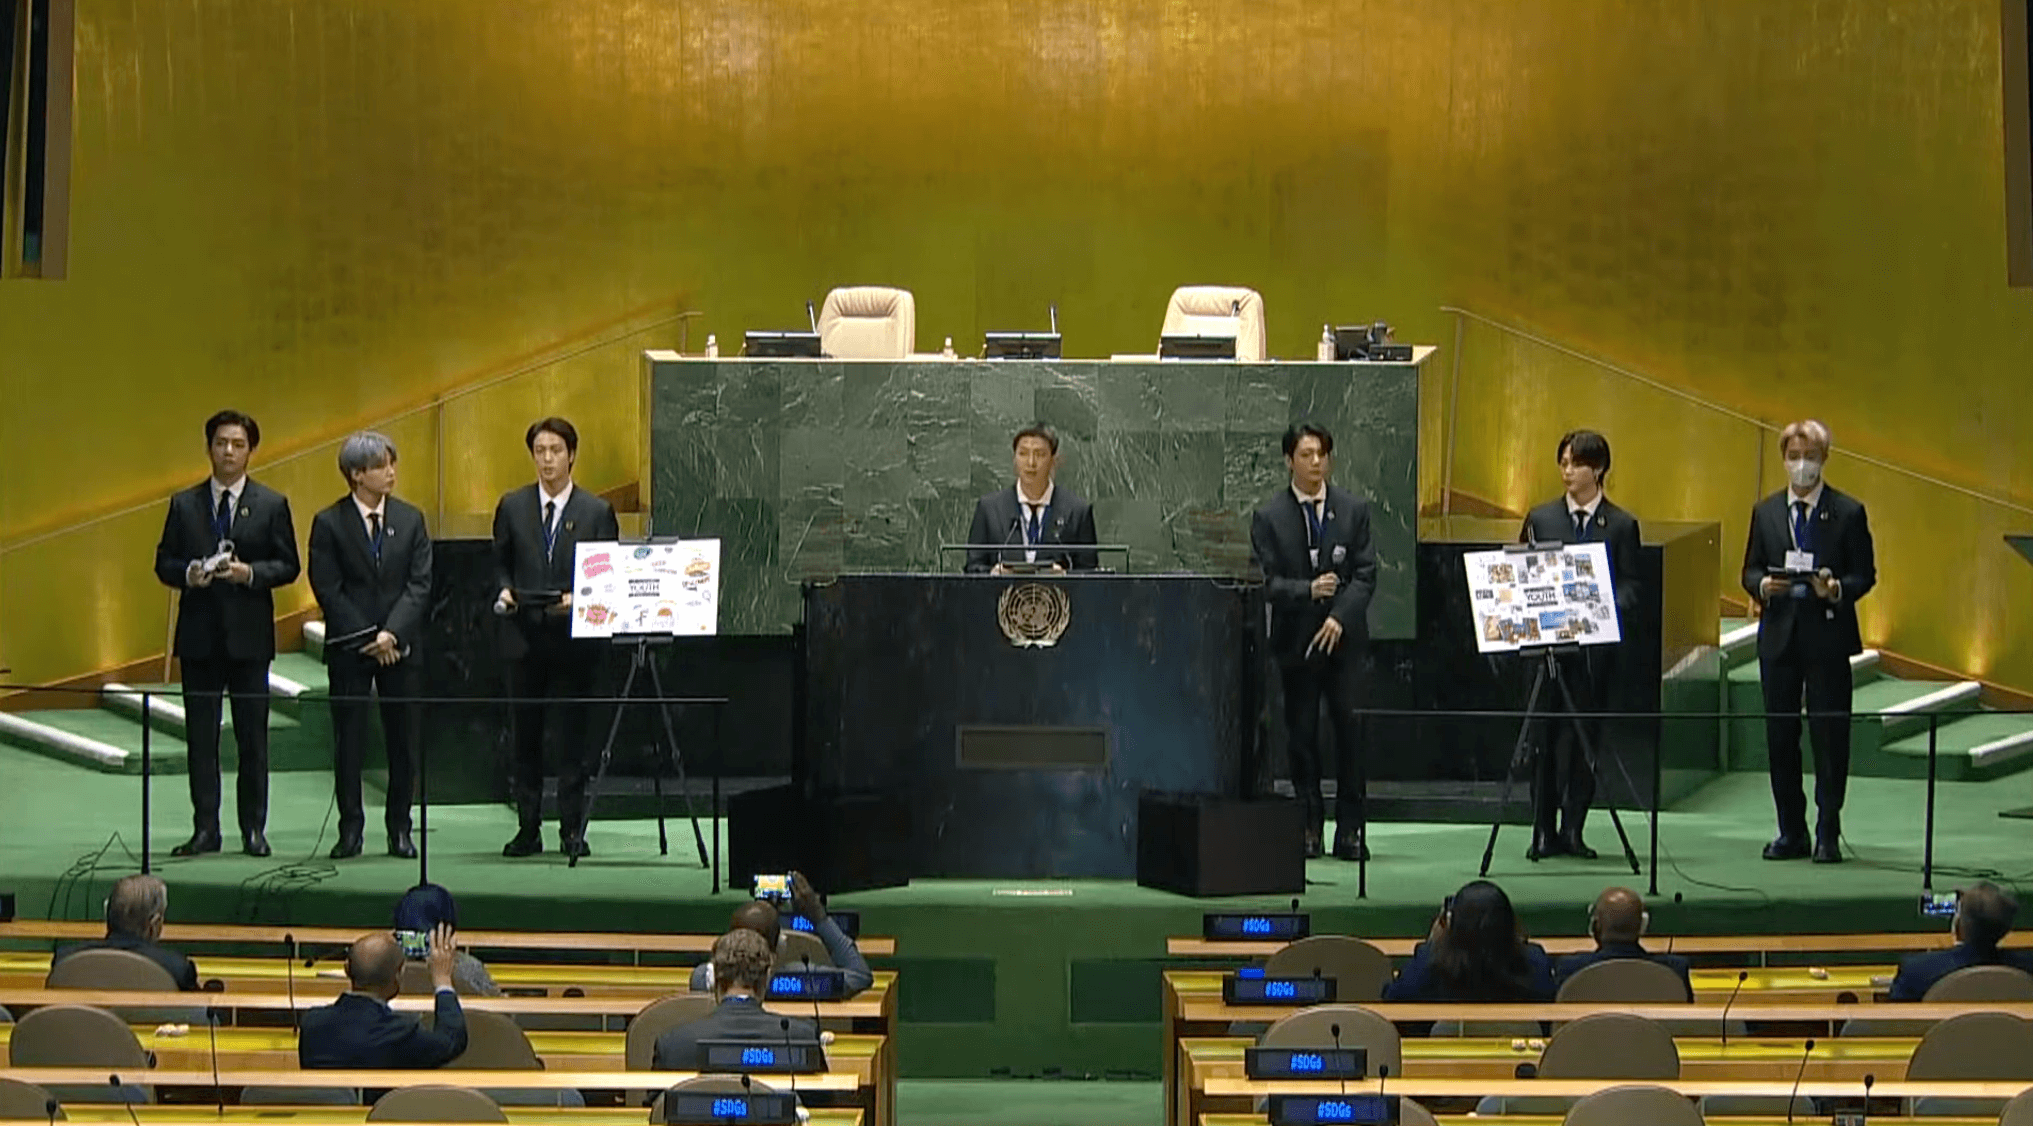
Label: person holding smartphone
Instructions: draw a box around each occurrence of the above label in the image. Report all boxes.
[299,923,467,1069]
[1889,882,2033,1000]
[689,871,871,996]
[392,883,500,996]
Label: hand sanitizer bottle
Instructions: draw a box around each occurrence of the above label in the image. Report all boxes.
[942,336,957,360]
[705,334,719,359]
[1317,324,1335,362]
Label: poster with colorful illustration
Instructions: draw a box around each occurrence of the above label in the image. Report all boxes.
[569,539,721,639]
[1462,542,1620,654]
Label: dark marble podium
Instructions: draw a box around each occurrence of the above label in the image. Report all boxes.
[802,573,1253,878]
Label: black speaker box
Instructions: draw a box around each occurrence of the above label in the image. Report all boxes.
[1136,792,1306,897]
[728,784,912,895]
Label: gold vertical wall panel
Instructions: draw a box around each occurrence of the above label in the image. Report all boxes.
[1,0,2030,691]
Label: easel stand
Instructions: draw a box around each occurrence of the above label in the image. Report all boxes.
[1477,642,1641,879]
[575,633,711,871]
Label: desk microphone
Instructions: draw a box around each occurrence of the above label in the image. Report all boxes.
[778,1015,802,1103]
[1375,1062,1389,1107]
[806,301,819,334]
[284,932,300,1031]
[1858,1072,1874,1125]
[1719,970,1748,1047]
[107,1077,142,1126]
[205,1000,224,1118]
[44,1096,57,1126]
[1784,1038,1815,1123]
[1049,304,1058,335]
[1330,1022,1346,1098]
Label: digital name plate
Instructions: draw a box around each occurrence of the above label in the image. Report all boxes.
[1222,974,1337,1005]
[1203,912,1309,942]
[662,1091,800,1125]
[1268,1095,1399,1126]
[1244,1046,1368,1081]
[786,910,861,938]
[766,969,848,1000]
[698,1039,827,1075]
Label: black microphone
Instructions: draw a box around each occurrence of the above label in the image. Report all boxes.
[1719,969,1748,1047]
[205,1001,224,1118]
[779,1015,799,1099]
[107,1077,141,1126]
[1859,1072,1875,1125]
[284,932,300,1031]
[44,1096,57,1126]
[1330,1022,1346,1098]
[806,300,818,333]
[1230,298,1242,317]
[1785,1038,1815,1123]
[1375,1062,1389,1108]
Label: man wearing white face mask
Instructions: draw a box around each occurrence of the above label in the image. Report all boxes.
[1740,420,1876,864]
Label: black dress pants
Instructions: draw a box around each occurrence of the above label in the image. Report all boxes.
[1760,640,1853,840]
[1530,650,1602,836]
[1279,650,1368,835]
[328,654,418,837]
[180,656,271,835]
[509,635,604,837]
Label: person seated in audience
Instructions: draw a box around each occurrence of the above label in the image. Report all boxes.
[299,924,468,1069]
[1890,881,2033,1001]
[1383,879,1556,1002]
[393,882,502,996]
[656,929,822,1071]
[53,873,201,991]
[1552,886,1692,997]
[688,871,872,996]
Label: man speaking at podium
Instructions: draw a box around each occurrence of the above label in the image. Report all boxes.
[1518,430,1641,861]
[964,424,1099,574]
[1251,422,1377,861]
[492,417,619,860]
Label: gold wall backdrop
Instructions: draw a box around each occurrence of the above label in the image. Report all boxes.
[2,0,2030,691]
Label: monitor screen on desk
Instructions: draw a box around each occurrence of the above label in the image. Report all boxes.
[984,332,1063,360]
[745,331,822,358]
[1159,334,1237,361]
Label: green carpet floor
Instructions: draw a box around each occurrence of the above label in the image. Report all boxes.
[5,744,2030,1077]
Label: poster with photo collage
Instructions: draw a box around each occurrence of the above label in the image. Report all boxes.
[1462,542,1620,654]
[570,538,721,640]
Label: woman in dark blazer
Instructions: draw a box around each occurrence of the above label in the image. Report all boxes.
[1384,880,1556,1003]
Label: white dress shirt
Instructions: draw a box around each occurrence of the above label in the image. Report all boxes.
[1016,480,1055,564]
[1565,492,1602,539]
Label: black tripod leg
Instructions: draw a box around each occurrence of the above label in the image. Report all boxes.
[1480,664,1549,877]
[645,654,711,868]
[574,645,644,868]
[1552,669,1640,875]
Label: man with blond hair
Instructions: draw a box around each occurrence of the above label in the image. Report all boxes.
[652,928,822,1071]
[1741,420,1875,864]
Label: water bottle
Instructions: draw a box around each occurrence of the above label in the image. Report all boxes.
[942,336,957,360]
[705,334,719,359]
[1317,324,1334,362]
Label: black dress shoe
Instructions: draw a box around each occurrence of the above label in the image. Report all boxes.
[171,831,222,858]
[502,831,543,858]
[1812,836,1842,864]
[1332,834,1370,862]
[561,835,592,860]
[1302,829,1324,859]
[328,832,363,860]
[242,831,271,858]
[388,829,417,859]
[1560,831,1598,861]
[1527,829,1565,861]
[1762,835,1811,860]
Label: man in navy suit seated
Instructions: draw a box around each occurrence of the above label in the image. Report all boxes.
[1890,882,2033,1001]
[1552,886,1692,998]
[654,929,822,1071]
[299,924,468,1069]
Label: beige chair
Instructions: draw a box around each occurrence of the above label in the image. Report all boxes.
[2000,1086,2033,1126]
[8,1004,154,1103]
[1538,1012,1679,1079]
[775,928,835,970]
[1923,964,2033,1002]
[446,1010,543,1069]
[399,961,437,995]
[1392,1099,1441,1126]
[1258,1004,1401,1077]
[0,1078,64,1120]
[1160,285,1266,361]
[1264,936,1393,1003]
[1904,1012,2033,1117]
[1562,1084,1704,1126]
[627,993,719,1070]
[649,1075,781,1122]
[46,948,198,1024]
[817,286,915,359]
[367,1085,508,1123]
[1555,958,1693,1003]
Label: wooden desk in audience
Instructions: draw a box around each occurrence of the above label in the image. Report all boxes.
[1204,1116,1993,1126]
[1,953,749,997]
[1166,931,2030,961]
[1162,967,1888,1009]
[0,921,896,959]
[0,1115,862,1126]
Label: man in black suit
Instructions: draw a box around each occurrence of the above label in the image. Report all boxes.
[299,924,468,1069]
[152,410,300,858]
[492,417,621,860]
[964,423,1100,573]
[52,874,200,991]
[653,928,822,1071]
[1517,430,1642,860]
[1552,886,1692,998]
[308,431,433,861]
[1741,419,1876,864]
[1249,422,1378,861]
[1889,882,2033,1000]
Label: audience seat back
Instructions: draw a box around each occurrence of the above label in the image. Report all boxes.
[775,929,834,971]
[1264,936,1393,1003]
[9,1004,153,1104]
[817,286,915,359]
[0,1078,65,1120]
[46,949,196,1024]
[1555,959,1692,1003]
[1561,1084,1704,1126]
[1536,1013,1679,1079]
[627,993,719,1070]
[367,1085,508,1123]
[445,1010,543,1070]
[1257,1004,1401,1075]
[1922,964,2033,1003]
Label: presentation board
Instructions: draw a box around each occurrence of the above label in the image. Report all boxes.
[1462,542,1620,654]
[569,538,721,639]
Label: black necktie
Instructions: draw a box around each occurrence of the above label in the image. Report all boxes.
[542,500,558,558]
[368,512,384,564]
[213,489,233,541]
[1025,504,1042,545]
[1792,501,1811,553]
[1304,500,1323,546]
[1573,509,1589,541]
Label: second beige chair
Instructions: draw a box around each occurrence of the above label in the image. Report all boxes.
[2000,1086,2033,1126]
[45,948,199,1024]
[1258,1004,1401,1077]
[1922,964,2033,1002]
[0,1079,64,1120]
[816,286,915,359]
[367,1085,508,1123]
[1562,1084,1704,1126]
[1555,958,1693,1003]
[1264,936,1394,1004]
[775,929,835,971]
[1160,285,1267,361]
[8,1003,154,1103]
[1538,1013,1681,1079]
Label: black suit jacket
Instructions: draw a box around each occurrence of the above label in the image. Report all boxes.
[1552,941,1692,998]
[1740,486,1876,661]
[308,496,434,659]
[1249,485,1378,663]
[298,990,468,1070]
[1520,497,1642,621]
[153,478,301,662]
[650,995,822,1071]
[1888,943,2033,1001]
[964,485,1100,573]
[53,932,201,992]
[490,484,621,640]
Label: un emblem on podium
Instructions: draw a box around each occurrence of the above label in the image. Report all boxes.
[997,582,1071,648]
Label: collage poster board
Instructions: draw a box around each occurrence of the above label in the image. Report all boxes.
[1462,542,1620,654]
[569,539,722,640]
